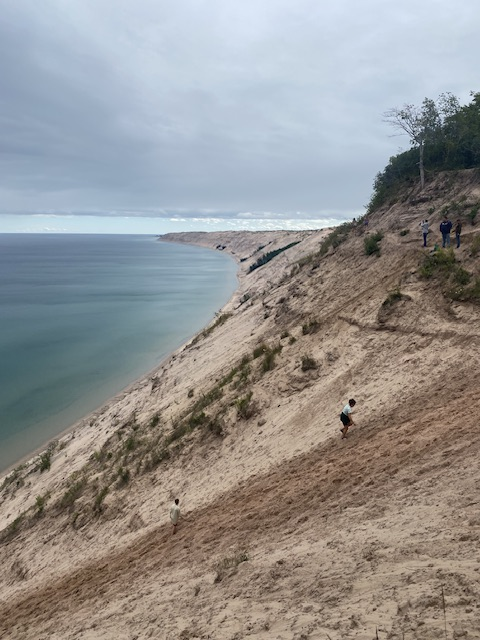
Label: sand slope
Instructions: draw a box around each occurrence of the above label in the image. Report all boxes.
[1,172,480,639]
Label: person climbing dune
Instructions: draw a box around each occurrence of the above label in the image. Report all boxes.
[170,498,181,534]
[340,399,356,439]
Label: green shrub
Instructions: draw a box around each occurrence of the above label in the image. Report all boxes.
[296,253,314,269]
[117,467,130,486]
[420,249,478,302]
[419,249,456,279]
[382,288,403,307]
[93,486,109,513]
[301,356,317,372]
[364,231,384,256]
[220,366,239,387]
[191,313,232,344]
[61,477,87,508]
[253,343,268,359]
[399,229,410,236]
[262,351,275,372]
[302,319,320,335]
[446,277,480,303]
[188,412,208,429]
[124,436,136,451]
[164,422,190,445]
[261,344,282,373]
[208,418,224,437]
[192,386,223,412]
[36,441,58,473]
[453,267,471,286]
[150,413,161,428]
[235,392,254,419]
[319,221,356,256]
[35,492,50,515]
[467,205,479,225]
[2,514,25,541]
[471,234,480,257]
[38,451,52,472]
[0,465,26,492]
[233,362,251,389]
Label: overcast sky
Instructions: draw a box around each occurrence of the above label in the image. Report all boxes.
[1,0,479,233]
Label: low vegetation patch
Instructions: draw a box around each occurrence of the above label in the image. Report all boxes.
[235,392,255,419]
[447,276,480,303]
[419,248,458,279]
[60,475,87,509]
[378,287,412,323]
[248,242,300,273]
[35,492,50,516]
[190,313,232,345]
[319,221,357,256]
[253,343,268,359]
[35,441,58,473]
[149,413,161,428]
[301,355,317,372]
[0,513,26,542]
[214,550,249,583]
[364,231,384,256]
[0,464,26,494]
[117,467,130,487]
[93,486,109,513]
[382,287,404,307]
[192,387,223,413]
[467,204,479,225]
[471,234,480,257]
[258,343,282,373]
[419,249,480,303]
[302,319,320,335]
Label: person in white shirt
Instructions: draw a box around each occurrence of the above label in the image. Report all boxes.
[170,498,181,534]
[340,399,356,439]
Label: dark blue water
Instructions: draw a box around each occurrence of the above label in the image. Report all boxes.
[0,234,237,472]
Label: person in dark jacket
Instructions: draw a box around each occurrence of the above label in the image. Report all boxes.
[455,219,462,248]
[440,215,453,248]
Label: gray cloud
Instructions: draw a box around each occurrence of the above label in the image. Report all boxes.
[1,0,479,223]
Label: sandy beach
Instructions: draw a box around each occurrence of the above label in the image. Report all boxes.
[1,173,480,638]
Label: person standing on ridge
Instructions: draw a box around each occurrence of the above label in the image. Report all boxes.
[340,399,356,439]
[420,219,429,247]
[440,215,453,248]
[170,498,181,534]
[455,219,462,248]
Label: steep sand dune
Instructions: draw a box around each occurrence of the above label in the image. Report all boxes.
[1,173,480,639]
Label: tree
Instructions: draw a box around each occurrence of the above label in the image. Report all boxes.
[383,94,459,190]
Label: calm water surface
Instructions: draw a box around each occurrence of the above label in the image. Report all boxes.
[0,234,237,473]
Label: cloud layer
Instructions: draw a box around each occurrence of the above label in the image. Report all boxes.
[1,0,479,224]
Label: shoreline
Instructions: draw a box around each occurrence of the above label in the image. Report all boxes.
[0,238,241,482]
[0,228,316,537]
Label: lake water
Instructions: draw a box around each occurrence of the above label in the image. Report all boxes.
[0,234,237,473]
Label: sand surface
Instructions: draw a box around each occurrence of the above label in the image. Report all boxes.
[1,171,480,639]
